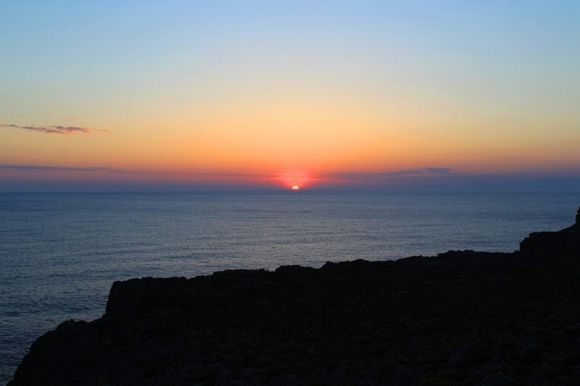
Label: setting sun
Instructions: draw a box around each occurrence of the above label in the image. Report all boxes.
[277,171,310,190]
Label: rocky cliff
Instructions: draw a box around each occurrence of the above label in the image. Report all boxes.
[9,208,580,386]
[519,208,580,257]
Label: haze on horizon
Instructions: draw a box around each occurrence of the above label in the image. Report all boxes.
[1,0,579,191]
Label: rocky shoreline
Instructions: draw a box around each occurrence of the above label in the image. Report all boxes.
[9,208,580,385]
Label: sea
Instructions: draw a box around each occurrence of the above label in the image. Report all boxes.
[1,189,579,384]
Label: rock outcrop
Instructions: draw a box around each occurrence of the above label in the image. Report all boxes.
[519,207,580,257]
[9,208,580,386]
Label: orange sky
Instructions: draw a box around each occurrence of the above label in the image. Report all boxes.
[1,1,580,190]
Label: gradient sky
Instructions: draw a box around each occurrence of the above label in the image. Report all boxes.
[1,0,579,190]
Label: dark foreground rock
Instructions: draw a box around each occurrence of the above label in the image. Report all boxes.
[10,208,580,386]
[520,208,580,258]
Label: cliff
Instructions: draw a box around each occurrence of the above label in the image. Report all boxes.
[519,208,580,257]
[9,208,580,386]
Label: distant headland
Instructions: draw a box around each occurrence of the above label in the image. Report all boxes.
[9,208,580,385]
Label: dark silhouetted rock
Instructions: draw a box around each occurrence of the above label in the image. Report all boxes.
[519,207,580,257]
[9,207,580,385]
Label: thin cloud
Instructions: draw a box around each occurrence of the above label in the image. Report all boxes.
[0,164,133,173]
[1,124,105,135]
[330,167,453,180]
[383,167,452,176]
[0,164,267,178]
[0,163,459,186]
[0,164,455,181]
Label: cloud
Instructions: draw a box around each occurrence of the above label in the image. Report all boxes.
[381,167,452,176]
[1,124,104,135]
[0,164,109,172]
[329,167,453,180]
[0,164,271,177]
[2,163,580,192]
[0,164,135,174]
[0,164,454,181]
[319,167,458,188]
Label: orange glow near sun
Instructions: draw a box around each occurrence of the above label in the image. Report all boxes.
[278,171,311,190]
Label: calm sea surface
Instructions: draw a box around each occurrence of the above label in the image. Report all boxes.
[1,190,579,383]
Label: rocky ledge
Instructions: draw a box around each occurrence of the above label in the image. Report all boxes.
[10,208,580,386]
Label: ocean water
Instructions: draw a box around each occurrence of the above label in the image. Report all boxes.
[0,190,579,384]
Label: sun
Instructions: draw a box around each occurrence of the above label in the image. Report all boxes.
[278,170,310,190]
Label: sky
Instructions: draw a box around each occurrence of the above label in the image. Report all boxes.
[1,0,579,191]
